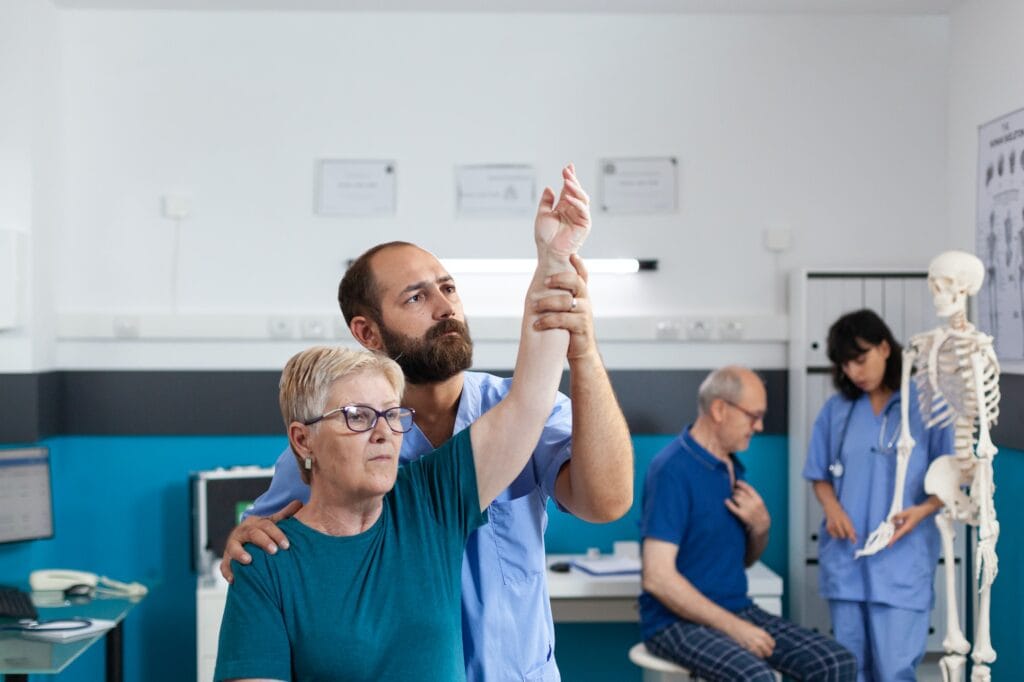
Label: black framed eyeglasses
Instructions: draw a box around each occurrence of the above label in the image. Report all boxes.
[723,400,766,426]
[303,404,416,433]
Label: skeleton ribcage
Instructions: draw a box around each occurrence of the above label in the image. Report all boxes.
[910,330,1000,458]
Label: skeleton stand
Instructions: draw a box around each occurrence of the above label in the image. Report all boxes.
[855,251,1001,682]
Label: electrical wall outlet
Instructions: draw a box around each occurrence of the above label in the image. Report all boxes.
[112,316,141,338]
[764,227,792,253]
[686,319,713,341]
[162,195,192,220]
[267,317,296,340]
[300,317,329,340]
[720,319,745,340]
[654,320,680,341]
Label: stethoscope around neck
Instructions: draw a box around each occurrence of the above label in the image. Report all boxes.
[828,396,901,483]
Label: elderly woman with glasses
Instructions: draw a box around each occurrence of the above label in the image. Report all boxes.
[214,167,592,682]
[802,309,952,681]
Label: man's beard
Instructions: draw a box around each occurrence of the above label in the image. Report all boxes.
[378,318,474,384]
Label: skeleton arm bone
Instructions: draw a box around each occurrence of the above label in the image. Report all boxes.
[856,345,918,558]
[970,350,999,591]
[888,345,919,519]
[966,347,999,672]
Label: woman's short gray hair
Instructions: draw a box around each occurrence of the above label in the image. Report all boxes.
[697,366,747,415]
[279,346,405,427]
[279,346,406,485]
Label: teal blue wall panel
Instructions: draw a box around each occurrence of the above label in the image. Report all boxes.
[2,435,1018,682]
[545,434,790,578]
[553,623,643,682]
[990,446,1024,681]
[544,435,671,554]
[0,436,287,682]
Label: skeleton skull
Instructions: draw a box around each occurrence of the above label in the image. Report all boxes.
[927,250,985,318]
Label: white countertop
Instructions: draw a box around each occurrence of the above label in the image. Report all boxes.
[545,554,783,599]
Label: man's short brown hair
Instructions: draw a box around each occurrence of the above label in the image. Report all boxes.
[338,241,417,325]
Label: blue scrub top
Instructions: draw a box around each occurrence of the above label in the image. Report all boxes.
[803,387,952,611]
[248,370,573,682]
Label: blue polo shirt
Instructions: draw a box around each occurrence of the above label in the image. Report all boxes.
[639,426,751,640]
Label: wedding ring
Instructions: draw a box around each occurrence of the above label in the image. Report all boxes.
[570,297,578,310]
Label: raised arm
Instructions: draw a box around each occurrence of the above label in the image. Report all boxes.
[537,255,633,522]
[471,164,590,509]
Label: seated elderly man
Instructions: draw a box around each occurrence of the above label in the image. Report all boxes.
[640,366,856,682]
[214,168,590,681]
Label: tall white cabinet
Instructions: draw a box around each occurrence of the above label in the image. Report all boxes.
[787,269,966,650]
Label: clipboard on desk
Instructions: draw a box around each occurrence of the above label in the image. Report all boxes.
[569,556,641,576]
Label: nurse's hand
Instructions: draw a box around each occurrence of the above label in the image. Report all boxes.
[219,499,303,583]
[534,255,597,362]
[889,497,943,546]
[823,501,857,543]
[725,617,775,658]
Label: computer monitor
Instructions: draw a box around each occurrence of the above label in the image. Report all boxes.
[0,447,54,544]
[191,467,274,575]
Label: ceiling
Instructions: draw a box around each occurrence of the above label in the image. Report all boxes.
[51,0,955,15]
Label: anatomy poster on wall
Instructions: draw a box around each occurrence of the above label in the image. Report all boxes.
[976,107,1024,361]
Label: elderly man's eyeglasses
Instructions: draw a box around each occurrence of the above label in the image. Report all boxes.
[723,400,765,426]
[303,404,416,433]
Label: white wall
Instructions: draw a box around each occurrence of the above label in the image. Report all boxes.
[947,0,1024,250]
[0,0,61,373]
[38,8,953,368]
[947,0,1024,372]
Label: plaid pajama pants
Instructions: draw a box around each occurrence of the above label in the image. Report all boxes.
[646,605,857,682]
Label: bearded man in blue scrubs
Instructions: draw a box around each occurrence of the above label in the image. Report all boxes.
[640,366,856,681]
[219,177,635,680]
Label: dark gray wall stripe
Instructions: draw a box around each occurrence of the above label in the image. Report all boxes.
[1,369,787,440]
[585,369,787,436]
[992,373,1024,450]
[0,374,43,443]
[60,371,284,437]
[36,372,61,439]
[7,368,1022,448]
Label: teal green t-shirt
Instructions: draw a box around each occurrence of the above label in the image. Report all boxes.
[214,428,487,681]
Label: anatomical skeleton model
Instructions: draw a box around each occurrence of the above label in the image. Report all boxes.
[856,251,1000,682]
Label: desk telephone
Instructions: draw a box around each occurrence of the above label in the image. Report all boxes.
[29,570,148,597]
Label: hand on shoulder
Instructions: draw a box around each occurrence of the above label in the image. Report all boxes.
[219,500,302,582]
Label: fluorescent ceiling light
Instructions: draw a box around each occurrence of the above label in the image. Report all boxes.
[439,258,657,274]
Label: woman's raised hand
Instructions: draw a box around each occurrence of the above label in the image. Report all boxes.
[534,164,591,269]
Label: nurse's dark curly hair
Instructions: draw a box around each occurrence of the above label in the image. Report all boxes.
[826,309,902,400]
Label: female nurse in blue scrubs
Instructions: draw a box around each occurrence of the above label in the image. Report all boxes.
[803,309,951,682]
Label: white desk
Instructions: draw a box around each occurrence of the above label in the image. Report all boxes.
[196,576,228,682]
[546,554,783,622]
